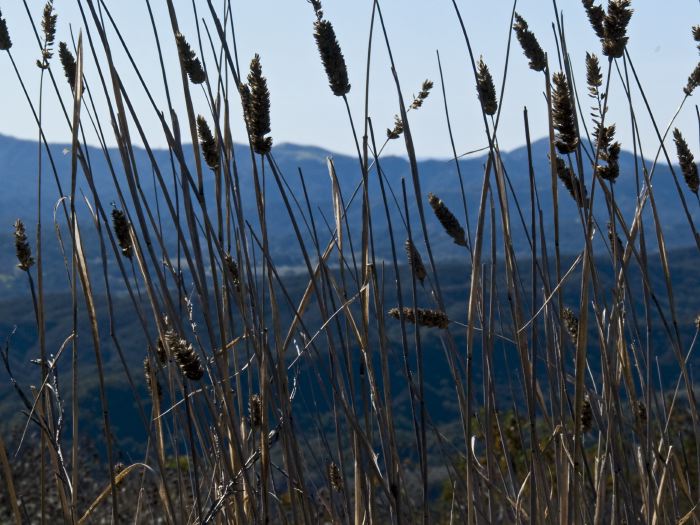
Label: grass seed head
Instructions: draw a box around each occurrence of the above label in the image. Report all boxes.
[14,219,34,271]
[476,57,498,115]
[388,307,450,329]
[410,79,434,109]
[582,0,606,39]
[328,462,343,492]
[0,10,12,50]
[249,394,262,428]
[404,239,427,284]
[37,2,57,69]
[308,0,323,20]
[386,115,404,140]
[197,115,219,170]
[175,32,206,85]
[428,192,467,247]
[684,62,700,95]
[594,123,621,181]
[58,42,76,89]
[552,72,579,154]
[581,394,593,432]
[513,13,546,72]
[313,18,350,97]
[562,307,579,345]
[586,52,603,98]
[143,357,162,400]
[555,157,588,207]
[224,253,241,289]
[602,0,633,59]
[244,54,273,155]
[672,128,699,193]
[166,330,204,381]
[111,208,133,259]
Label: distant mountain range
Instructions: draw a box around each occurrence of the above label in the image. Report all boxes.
[0,132,697,289]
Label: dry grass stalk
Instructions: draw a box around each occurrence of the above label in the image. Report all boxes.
[388,307,450,329]
[552,72,579,154]
[14,220,34,271]
[404,239,427,284]
[0,10,11,51]
[513,13,546,72]
[175,32,206,85]
[427,192,467,246]
[672,128,699,193]
[476,57,498,115]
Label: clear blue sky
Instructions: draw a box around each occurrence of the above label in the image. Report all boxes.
[0,1,698,158]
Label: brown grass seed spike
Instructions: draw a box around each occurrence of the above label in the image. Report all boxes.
[0,10,12,50]
[602,0,633,59]
[555,157,588,208]
[388,307,450,329]
[684,62,700,96]
[404,240,427,284]
[165,330,204,381]
[513,13,546,72]
[562,307,579,345]
[428,192,467,247]
[14,220,34,271]
[672,128,699,193]
[245,54,272,155]
[37,2,56,69]
[552,72,579,154]
[476,57,498,116]
[175,32,206,85]
[59,42,76,89]
[197,115,219,170]
[313,17,350,97]
[111,208,133,259]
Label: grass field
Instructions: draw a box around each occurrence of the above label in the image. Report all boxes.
[0,0,699,523]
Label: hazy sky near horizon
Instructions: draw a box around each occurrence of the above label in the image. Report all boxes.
[0,1,698,159]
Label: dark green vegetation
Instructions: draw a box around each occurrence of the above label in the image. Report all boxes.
[1,0,700,524]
